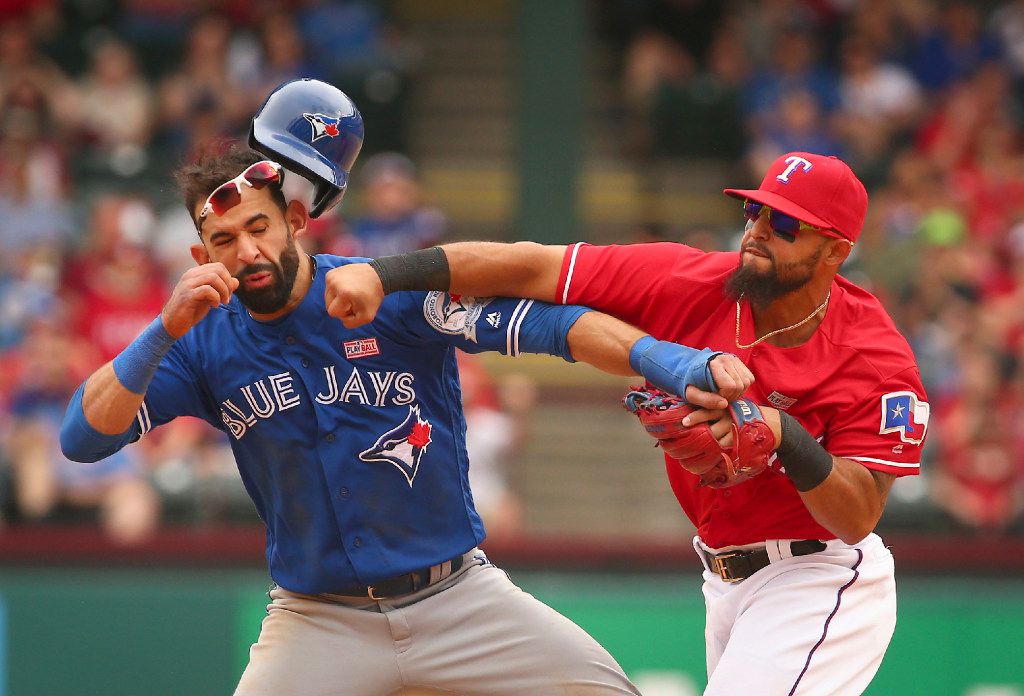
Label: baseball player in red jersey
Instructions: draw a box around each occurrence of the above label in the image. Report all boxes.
[324,151,929,695]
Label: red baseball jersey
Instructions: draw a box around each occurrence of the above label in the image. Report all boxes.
[557,242,929,546]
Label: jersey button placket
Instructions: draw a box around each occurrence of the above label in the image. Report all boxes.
[325,433,336,443]
[285,335,296,345]
[339,487,349,497]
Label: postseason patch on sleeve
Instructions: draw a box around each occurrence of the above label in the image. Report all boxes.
[422,291,493,343]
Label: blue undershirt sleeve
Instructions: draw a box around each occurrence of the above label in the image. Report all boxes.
[60,383,138,463]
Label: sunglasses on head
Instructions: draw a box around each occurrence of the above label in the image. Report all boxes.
[742,199,826,243]
[198,160,283,223]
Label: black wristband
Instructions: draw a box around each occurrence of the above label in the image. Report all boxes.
[369,247,451,295]
[776,411,834,492]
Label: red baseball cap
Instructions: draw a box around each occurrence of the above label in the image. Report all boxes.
[723,152,868,242]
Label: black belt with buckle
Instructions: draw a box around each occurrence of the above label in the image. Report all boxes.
[703,540,827,583]
[335,553,466,600]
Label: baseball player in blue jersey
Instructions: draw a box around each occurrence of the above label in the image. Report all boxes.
[60,80,753,695]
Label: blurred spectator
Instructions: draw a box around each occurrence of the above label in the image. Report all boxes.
[339,152,445,258]
[3,318,159,544]
[916,62,1016,171]
[742,26,839,138]
[0,16,74,122]
[904,1,1002,93]
[747,88,843,179]
[61,195,168,363]
[71,37,155,180]
[990,0,1024,103]
[156,13,250,160]
[457,352,537,539]
[0,79,73,255]
[646,22,748,160]
[0,247,60,351]
[930,348,1024,532]
[621,28,696,157]
[834,33,923,180]
[296,0,419,153]
[949,118,1024,242]
[734,0,828,68]
[252,9,327,97]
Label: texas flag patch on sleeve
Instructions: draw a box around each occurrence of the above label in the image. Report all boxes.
[879,391,930,445]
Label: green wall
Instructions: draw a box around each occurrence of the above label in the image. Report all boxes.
[1,568,1022,695]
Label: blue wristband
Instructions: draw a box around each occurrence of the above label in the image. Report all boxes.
[629,335,723,398]
[111,316,177,394]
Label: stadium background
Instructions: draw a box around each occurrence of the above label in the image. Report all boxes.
[1,0,1023,694]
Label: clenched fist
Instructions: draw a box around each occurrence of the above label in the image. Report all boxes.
[325,263,385,328]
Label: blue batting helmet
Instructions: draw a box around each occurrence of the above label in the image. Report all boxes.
[249,78,364,218]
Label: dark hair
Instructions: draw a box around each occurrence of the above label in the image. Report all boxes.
[174,142,287,225]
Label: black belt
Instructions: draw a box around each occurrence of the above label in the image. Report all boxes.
[335,553,467,600]
[702,540,826,583]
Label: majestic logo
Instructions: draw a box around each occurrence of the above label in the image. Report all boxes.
[303,112,342,142]
[879,391,929,445]
[344,338,380,360]
[486,311,502,328]
[359,405,433,486]
[776,155,813,183]
[766,391,797,410]
[423,292,493,343]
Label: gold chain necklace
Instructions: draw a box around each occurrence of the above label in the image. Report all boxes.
[735,290,830,349]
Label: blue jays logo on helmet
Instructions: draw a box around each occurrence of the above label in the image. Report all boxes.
[359,406,433,486]
[249,78,364,218]
[303,112,342,142]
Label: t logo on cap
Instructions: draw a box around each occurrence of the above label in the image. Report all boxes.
[777,156,813,184]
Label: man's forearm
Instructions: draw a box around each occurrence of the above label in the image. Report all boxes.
[764,408,893,544]
[81,364,147,434]
[566,312,646,376]
[796,459,893,544]
[441,241,566,302]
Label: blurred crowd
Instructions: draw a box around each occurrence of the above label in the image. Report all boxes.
[1,0,1023,544]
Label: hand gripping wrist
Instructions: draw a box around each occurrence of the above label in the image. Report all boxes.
[629,336,724,398]
[112,316,177,394]
[776,410,834,491]
[368,247,451,295]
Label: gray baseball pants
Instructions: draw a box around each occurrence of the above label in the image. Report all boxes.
[234,550,640,695]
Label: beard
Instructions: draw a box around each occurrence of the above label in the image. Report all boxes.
[233,234,301,314]
[724,244,823,309]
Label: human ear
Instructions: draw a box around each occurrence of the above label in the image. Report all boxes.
[191,243,210,265]
[286,199,309,239]
[825,239,853,267]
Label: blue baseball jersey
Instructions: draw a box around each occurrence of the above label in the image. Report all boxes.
[117,255,586,594]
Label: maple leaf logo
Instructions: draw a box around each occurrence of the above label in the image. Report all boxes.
[325,123,339,137]
[408,420,432,448]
